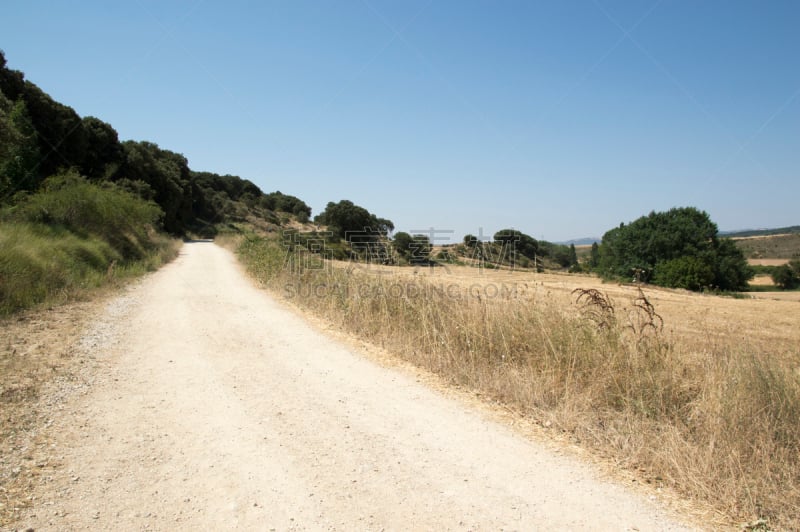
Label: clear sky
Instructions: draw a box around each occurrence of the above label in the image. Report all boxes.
[2,1,798,242]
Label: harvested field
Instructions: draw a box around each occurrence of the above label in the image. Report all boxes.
[748,258,790,266]
[337,262,799,354]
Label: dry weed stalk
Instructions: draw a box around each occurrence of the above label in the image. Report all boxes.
[626,287,664,343]
[572,288,616,329]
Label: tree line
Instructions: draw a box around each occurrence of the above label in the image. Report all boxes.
[297,199,754,293]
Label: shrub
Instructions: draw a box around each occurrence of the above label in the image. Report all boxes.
[314,199,393,241]
[771,264,799,290]
[7,171,163,259]
[653,256,715,291]
[0,172,177,315]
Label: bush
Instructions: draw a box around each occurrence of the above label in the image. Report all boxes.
[436,249,453,262]
[6,171,163,259]
[653,256,715,291]
[0,172,177,315]
[314,199,393,241]
[771,264,799,290]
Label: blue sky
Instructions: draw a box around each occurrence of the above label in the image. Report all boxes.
[2,1,798,242]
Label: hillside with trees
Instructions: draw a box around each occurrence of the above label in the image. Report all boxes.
[0,50,310,236]
[0,50,312,314]
[447,230,578,271]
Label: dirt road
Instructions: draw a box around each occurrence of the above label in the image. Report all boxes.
[11,242,695,530]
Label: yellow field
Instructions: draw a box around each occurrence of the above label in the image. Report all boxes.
[748,258,790,266]
[342,262,800,353]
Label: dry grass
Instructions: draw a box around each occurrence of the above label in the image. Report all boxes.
[734,233,800,260]
[749,274,776,286]
[236,235,800,530]
[748,259,790,267]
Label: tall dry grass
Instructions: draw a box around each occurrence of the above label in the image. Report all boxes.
[237,235,800,530]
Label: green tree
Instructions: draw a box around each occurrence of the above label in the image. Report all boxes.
[80,116,123,179]
[18,81,88,179]
[535,241,572,267]
[0,95,40,199]
[589,242,600,269]
[315,200,393,241]
[409,234,432,264]
[493,229,538,259]
[391,231,431,264]
[771,264,799,290]
[1,49,323,237]
[0,51,25,102]
[261,190,311,218]
[0,91,16,161]
[463,234,479,247]
[712,238,753,291]
[653,256,715,291]
[598,207,752,291]
[114,141,192,234]
[393,231,414,258]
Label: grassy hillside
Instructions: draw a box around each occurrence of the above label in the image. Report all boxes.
[733,232,800,260]
[0,173,179,315]
[723,225,800,238]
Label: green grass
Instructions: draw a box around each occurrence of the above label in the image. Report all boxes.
[0,173,180,315]
[0,221,179,315]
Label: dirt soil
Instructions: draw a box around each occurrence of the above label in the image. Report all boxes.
[3,242,696,531]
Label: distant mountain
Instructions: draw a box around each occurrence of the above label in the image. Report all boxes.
[558,237,601,246]
[720,226,800,238]
[554,226,799,246]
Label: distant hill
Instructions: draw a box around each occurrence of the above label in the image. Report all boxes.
[732,232,800,260]
[721,226,800,238]
[559,226,800,246]
[558,237,601,246]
